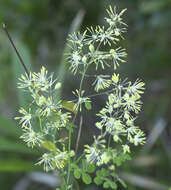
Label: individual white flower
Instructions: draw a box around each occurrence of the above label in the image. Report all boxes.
[18,73,33,90]
[68,51,83,74]
[123,93,142,113]
[93,75,111,92]
[105,6,127,27]
[95,26,118,46]
[68,31,86,49]
[109,48,127,70]
[32,66,55,92]
[15,108,32,128]
[127,79,145,96]
[86,26,99,44]
[133,131,146,146]
[20,127,43,148]
[37,153,55,172]
[40,97,60,116]
[53,151,68,169]
[84,145,100,163]
[98,152,111,165]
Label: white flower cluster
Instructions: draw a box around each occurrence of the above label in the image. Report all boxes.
[80,7,146,169]
[15,67,74,171]
[85,75,145,166]
[67,6,127,75]
[15,5,146,189]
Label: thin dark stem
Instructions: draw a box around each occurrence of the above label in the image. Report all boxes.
[75,116,83,155]
[2,23,30,77]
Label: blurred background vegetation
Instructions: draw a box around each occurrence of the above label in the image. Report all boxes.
[0,0,171,189]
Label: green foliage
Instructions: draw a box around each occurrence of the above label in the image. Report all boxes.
[0,159,41,172]
[82,172,92,184]
[74,169,81,179]
[87,163,95,173]
[15,5,145,190]
[94,168,126,189]
[85,101,92,110]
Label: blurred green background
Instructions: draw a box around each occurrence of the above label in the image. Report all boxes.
[0,0,171,190]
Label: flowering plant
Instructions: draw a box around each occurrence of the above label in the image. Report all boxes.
[15,6,145,190]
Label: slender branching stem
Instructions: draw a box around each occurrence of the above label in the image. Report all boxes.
[2,23,30,77]
[39,116,43,131]
[66,110,78,187]
[75,116,83,155]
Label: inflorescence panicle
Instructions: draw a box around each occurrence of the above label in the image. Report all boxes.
[15,6,145,190]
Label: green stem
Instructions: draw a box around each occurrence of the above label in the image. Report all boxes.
[66,130,72,185]
[66,111,78,186]
[79,65,88,93]
[66,64,88,187]
[75,153,85,164]
[39,116,43,131]
[66,40,103,188]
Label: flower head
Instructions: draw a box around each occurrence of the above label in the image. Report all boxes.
[20,127,43,148]
[15,108,32,128]
[93,75,111,92]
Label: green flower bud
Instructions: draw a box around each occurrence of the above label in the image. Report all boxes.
[82,55,87,63]
[89,44,95,52]
[55,82,61,89]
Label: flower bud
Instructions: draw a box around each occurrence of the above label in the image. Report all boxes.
[82,55,87,63]
[89,44,95,52]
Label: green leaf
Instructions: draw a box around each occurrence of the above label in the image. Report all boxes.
[0,159,41,172]
[74,169,81,179]
[82,159,87,170]
[101,168,109,177]
[82,173,92,184]
[87,163,95,173]
[42,141,57,151]
[96,170,101,176]
[85,101,92,110]
[61,101,76,114]
[118,178,127,188]
[110,182,117,189]
[114,153,131,166]
[94,177,103,185]
[66,123,74,132]
[103,181,110,188]
[61,184,67,190]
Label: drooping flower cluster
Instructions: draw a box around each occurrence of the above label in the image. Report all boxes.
[15,67,74,171]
